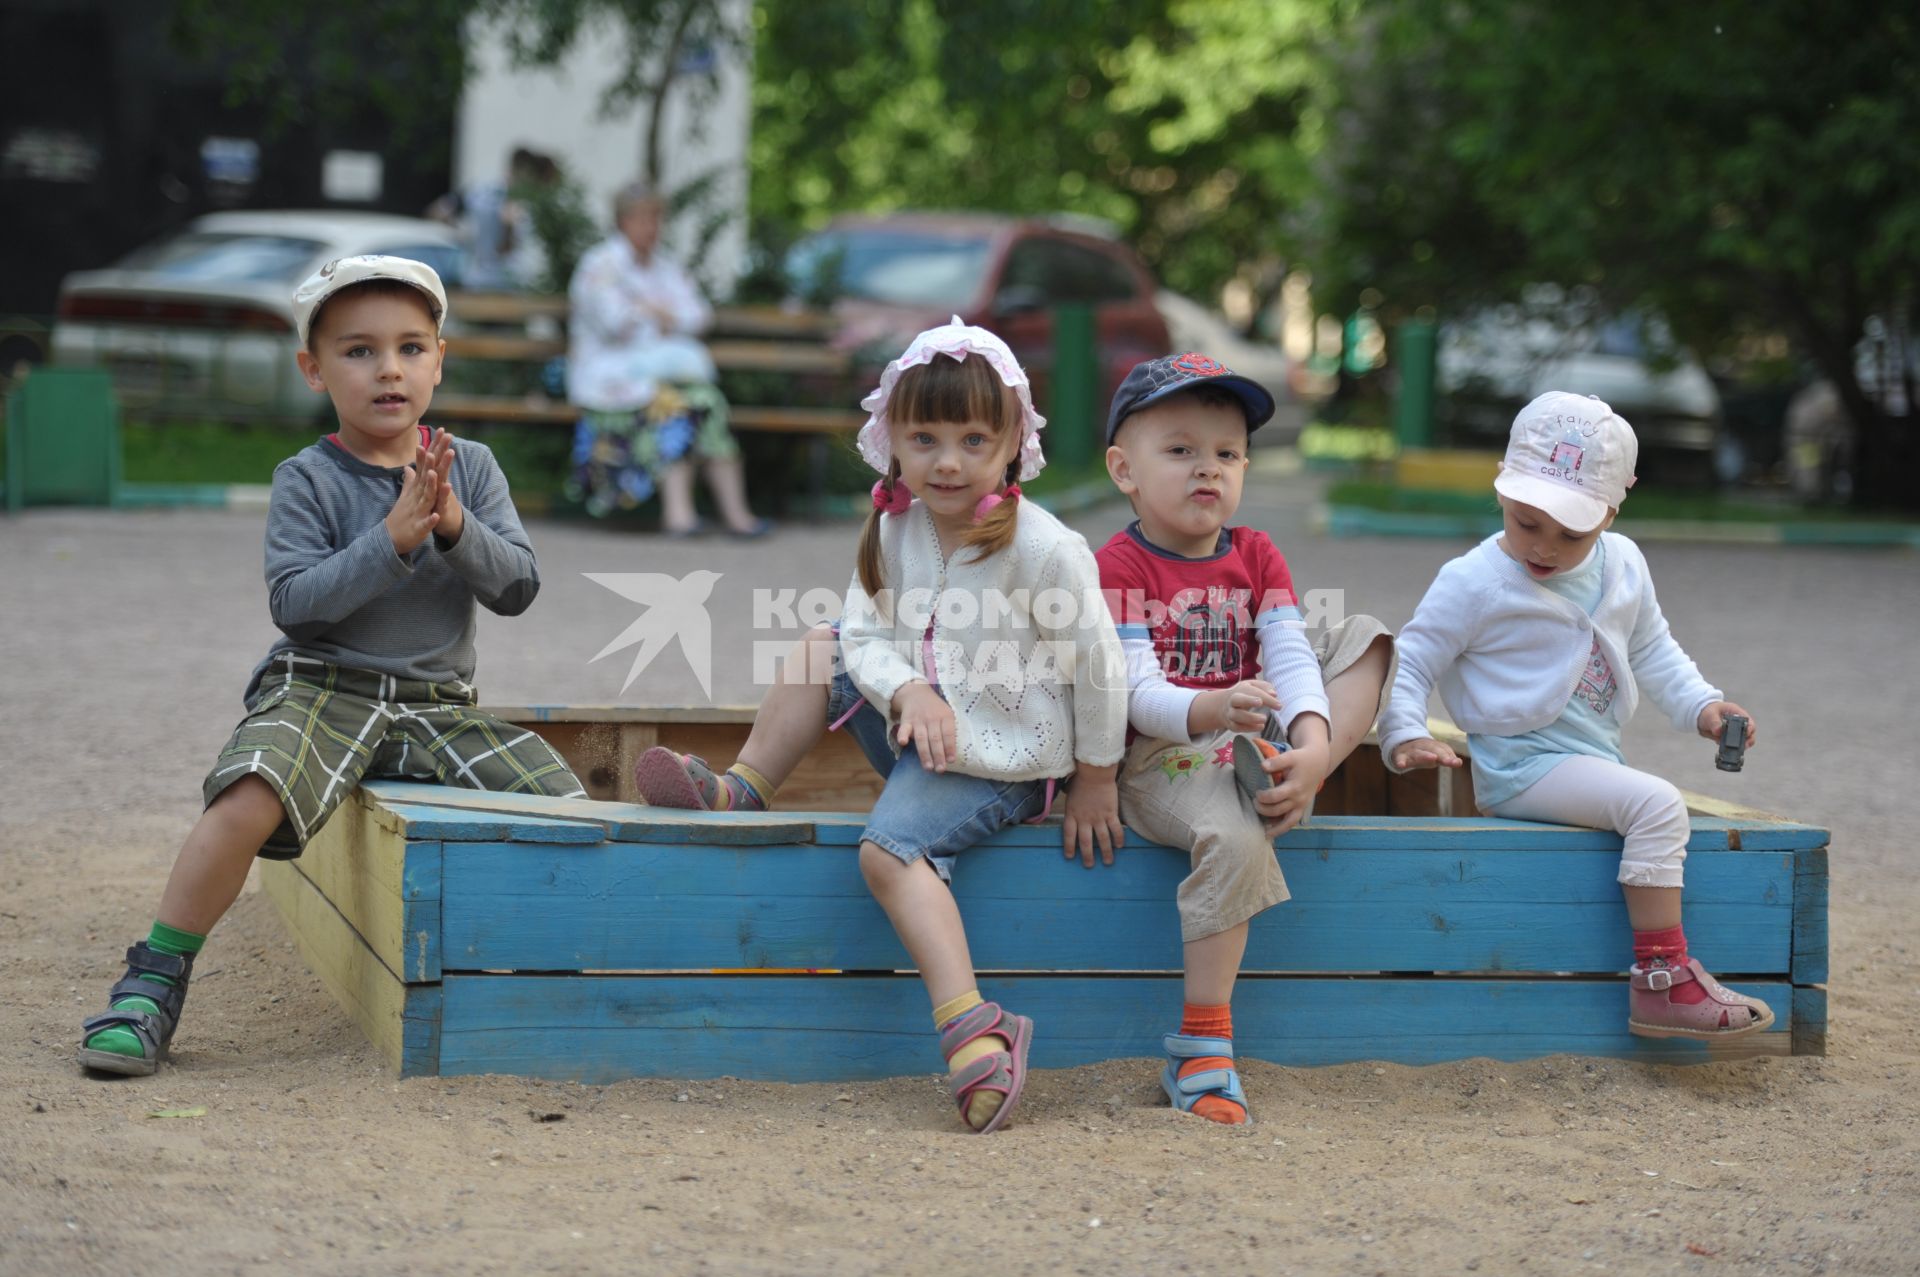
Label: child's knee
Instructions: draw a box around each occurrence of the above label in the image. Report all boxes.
[858,839,906,890]
[1627,778,1689,840]
[793,623,839,681]
[1190,822,1277,888]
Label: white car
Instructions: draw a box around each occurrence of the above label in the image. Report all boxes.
[1437,294,1726,482]
[52,211,463,423]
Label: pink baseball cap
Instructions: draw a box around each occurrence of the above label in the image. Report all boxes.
[1493,391,1638,533]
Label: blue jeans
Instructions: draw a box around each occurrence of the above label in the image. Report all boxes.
[827,669,1046,880]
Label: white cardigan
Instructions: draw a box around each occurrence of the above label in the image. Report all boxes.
[840,499,1128,781]
[1379,533,1721,770]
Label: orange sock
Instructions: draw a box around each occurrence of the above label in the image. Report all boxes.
[1178,1003,1246,1125]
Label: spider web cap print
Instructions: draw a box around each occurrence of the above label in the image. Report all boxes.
[857,316,1048,480]
[1104,351,1276,444]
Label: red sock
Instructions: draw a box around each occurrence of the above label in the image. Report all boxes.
[1633,925,1707,1005]
[1177,1003,1245,1124]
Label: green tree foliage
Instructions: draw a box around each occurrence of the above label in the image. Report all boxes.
[748,0,1337,301]
[1309,0,1920,500]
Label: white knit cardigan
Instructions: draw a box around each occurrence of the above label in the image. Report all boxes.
[1379,532,1722,770]
[840,499,1129,781]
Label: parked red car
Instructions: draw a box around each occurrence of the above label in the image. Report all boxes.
[785,213,1171,451]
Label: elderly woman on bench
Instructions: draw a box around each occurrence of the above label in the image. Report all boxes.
[566,181,770,537]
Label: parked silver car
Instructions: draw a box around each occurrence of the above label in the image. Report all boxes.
[1438,292,1727,482]
[52,211,462,423]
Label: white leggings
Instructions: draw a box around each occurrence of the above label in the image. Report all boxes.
[1483,755,1689,888]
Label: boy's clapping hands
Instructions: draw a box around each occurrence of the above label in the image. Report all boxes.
[384,453,441,554]
[383,429,464,555]
[423,427,464,544]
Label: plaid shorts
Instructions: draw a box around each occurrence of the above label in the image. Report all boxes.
[205,654,586,859]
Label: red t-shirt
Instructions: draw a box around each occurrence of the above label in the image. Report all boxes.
[1095,522,1301,690]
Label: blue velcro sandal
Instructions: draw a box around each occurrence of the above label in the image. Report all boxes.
[78,941,196,1076]
[1161,1032,1251,1124]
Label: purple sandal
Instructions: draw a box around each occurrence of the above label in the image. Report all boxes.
[939,1001,1034,1134]
[1628,957,1776,1039]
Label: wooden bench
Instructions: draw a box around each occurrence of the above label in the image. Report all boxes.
[433,293,863,509]
[259,712,1828,1082]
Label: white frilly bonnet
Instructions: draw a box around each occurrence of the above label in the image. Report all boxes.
[856,316,1047,481]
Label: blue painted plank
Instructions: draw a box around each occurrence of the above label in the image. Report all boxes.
[1791,986,1827,1057]
[1691,816,1830,852]
[378,799,607,844]
[366,781,816,845]
[434,974,1796,1082]
[437,842,1794,975]
[398,841,442,982]
[400,984,443,1078]
[1793,846,1829,986]
[735,812,1744,852]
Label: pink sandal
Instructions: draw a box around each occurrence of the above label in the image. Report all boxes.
[1628,957,1775,1039]
[939,1001,1034,1134]
[633,746,722,810]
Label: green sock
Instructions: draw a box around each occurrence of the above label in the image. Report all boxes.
[84,922,205,1059]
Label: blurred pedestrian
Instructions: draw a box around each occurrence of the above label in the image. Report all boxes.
[427,146,554,291]
[564,182,769,536]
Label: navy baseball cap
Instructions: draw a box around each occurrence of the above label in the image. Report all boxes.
[1105,352,1276,445]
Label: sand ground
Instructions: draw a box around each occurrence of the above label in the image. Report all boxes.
[3,462,1916,1275]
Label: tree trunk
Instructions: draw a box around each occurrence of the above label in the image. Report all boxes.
[642,0,700,187]
[1775,284,1918,511]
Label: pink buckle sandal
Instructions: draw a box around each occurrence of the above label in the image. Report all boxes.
[633,747,722,810]
[1628,957,1776,1039]
[939,1001,1034,1134]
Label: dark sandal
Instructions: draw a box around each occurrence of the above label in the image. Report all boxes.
[939,1001,1034,1134]
[77,941,195,1076]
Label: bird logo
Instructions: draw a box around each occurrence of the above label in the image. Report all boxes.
[583,570,723,697]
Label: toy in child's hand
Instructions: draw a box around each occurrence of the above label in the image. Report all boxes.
[1715,713,1748,773]
[1232,710,1291,799]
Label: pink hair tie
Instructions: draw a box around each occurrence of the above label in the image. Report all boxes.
[973,483,1021,523]
[871,480,912,515]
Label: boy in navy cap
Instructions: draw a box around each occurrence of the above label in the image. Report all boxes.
[1095,353,1394,1123]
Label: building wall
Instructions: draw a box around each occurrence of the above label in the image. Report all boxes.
[456,8,751,296]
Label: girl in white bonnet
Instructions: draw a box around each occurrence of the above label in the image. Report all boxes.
[635,320,1129,1132]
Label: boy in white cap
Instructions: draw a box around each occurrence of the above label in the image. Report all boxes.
[1380,391,1772,1040]
[78,256,584,1076]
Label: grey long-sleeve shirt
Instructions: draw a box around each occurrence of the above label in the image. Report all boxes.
[244,434,540,704]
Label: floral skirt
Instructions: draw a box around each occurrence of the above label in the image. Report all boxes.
[566,382,740,517]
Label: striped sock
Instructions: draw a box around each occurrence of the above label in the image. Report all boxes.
[720,763,774,812]
[1178,1002,1246,1125]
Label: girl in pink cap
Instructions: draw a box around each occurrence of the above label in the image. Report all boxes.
[635,319,1129,1131]
[1380,392,1770,1041]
